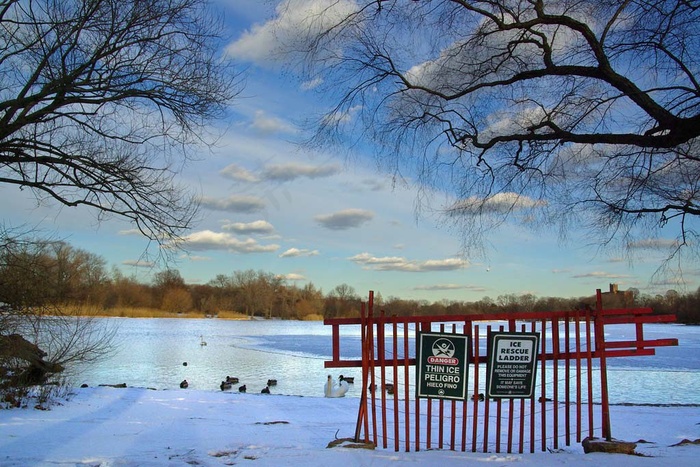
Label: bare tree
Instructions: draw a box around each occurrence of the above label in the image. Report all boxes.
[290,0,700,266]
[0,0,239,243]
[0,1,238,401]
[0,229,115,403]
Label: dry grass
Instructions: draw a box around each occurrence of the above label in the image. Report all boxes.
[57,305,249,320]
[301,313,324,321]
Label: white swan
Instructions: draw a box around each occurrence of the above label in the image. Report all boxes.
[324,374,349,398]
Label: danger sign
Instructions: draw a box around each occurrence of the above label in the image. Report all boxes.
[416,332,470,400]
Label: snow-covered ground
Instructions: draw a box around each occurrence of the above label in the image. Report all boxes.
[1,386,698,466]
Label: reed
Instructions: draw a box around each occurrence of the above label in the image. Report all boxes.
[54,305,249,320]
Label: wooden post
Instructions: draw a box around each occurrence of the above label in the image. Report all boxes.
[596,289,612,441]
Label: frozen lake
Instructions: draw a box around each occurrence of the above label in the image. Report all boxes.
[72,318,699,405]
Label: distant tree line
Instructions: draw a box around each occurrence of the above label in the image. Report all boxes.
[1,237,698,324]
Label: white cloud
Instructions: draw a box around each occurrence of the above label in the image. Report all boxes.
[301,77,323,90]
[571,271,630,279]
[122,259,154,268]
[219,164,260,183]
[651,277,690,286]
[251,110,297,135]
[315,208,374,230]
[226,0,359,66]
[606,258,625,263]
[281,272,306,281]
[627,238,680,250]
[446,192,546,216]
[320,104,361,126]
[349,253,469,272]
[118,229,143,236]
[219,162,339,184]
[199,195,266,213]
[180,230,279,254]
[262,163,340,182]
[279,248,320,258]
[413,284,486,292]
[222,220,275,235]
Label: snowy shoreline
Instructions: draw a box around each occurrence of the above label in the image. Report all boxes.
[1,386,698,466]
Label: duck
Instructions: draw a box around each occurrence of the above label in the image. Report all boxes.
[324,375,349,398]
[238,384,247,393]
[180,379,188,389]
[261,386,270,394]
[200,335,207,346]
[339,375,354,384]
[220,380,232,391]
[267,379,277,386]
[368,382,394,394]
[471,393,485,401]
[226,376,239,384]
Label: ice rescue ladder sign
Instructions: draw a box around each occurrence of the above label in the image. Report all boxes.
[486,331,540,399]
[416,331,470,400]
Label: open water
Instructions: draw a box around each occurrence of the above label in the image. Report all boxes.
[72,318,699,405]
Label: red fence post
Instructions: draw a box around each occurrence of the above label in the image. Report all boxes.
[471,324,480,452]
[596,289,612,441]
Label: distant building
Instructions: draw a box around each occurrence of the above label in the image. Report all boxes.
[600,283,634,308]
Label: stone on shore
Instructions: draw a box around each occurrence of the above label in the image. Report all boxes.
[582,436,637,455]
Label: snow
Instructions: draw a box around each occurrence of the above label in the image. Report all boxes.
[1,386,698,466]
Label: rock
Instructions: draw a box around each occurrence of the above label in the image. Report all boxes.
[671,438,700,447]
[326,437,376,450]
[0,334,64,386]
[582,436,637,455]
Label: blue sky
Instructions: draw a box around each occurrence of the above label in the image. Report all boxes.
[1,0,697,302]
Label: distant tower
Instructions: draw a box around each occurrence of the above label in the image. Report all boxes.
[609,283,618,294]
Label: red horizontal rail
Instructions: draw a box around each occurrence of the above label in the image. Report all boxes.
[605,338,679,349]
[324,308,676,327]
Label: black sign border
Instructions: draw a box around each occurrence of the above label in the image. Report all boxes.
[486,331,540,399]
[416,331,470,401]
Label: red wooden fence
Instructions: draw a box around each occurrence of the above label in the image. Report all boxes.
[324,289,678,453]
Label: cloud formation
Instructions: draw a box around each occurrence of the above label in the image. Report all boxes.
[279,248,320,258]
[446,192,546,216]
[219,164,260,183]
[280,272,306,281]
[219,162,339,183]
[627,238,680,249]
[315,208,374,230]
[262,163,339,182]
[180,230,279,254]
[222,220,275,234]
[571,271,630,279]
[413,284,486,292]
[251,110,297,134]
[122,259,154,268]
[199,195,266,213]
[349,253,469,272]
[118,229,143,237]
[226,0,358,66]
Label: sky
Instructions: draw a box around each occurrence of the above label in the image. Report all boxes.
[1,385,699,466]
[1,0,698,303]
